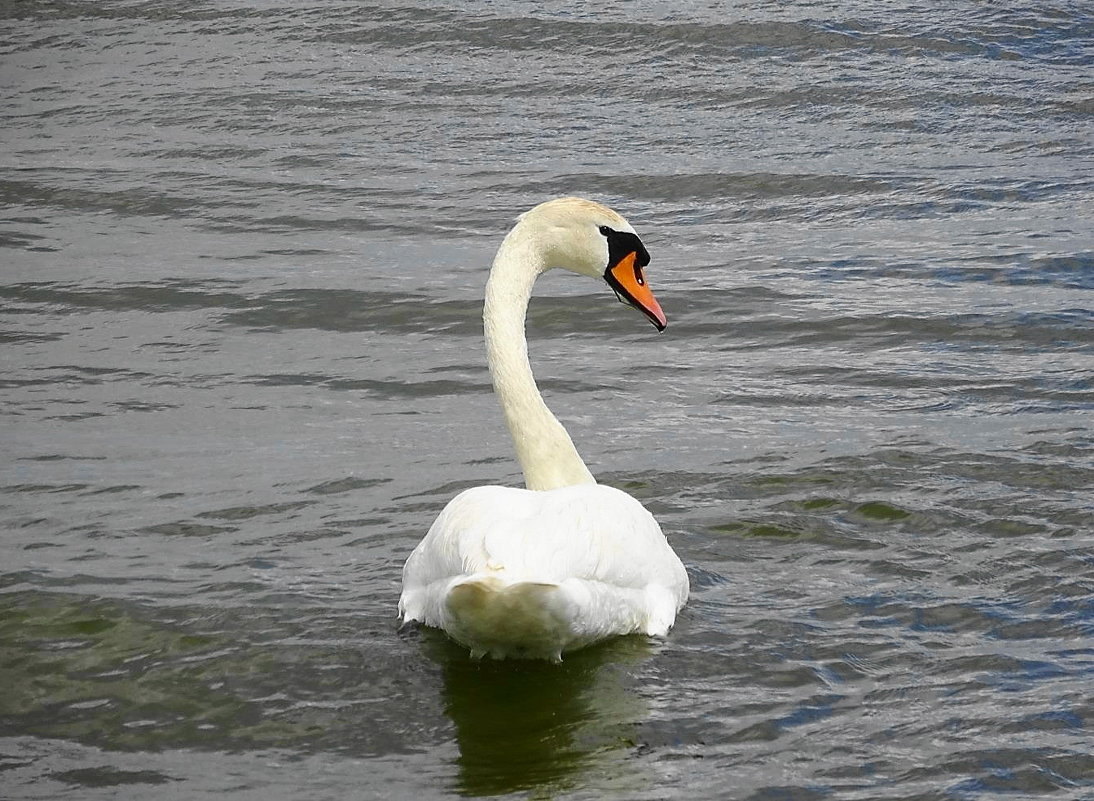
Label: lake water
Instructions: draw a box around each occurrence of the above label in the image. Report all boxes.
[2,1,1092,799]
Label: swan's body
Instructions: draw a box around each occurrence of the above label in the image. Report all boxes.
[399,197,688,660]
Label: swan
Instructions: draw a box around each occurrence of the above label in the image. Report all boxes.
[398,197,688,661]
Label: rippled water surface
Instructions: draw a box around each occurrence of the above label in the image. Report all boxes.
[2,1,1092,798]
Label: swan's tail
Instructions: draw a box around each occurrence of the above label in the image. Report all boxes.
[442,573,657,660]
[444,576,575,661]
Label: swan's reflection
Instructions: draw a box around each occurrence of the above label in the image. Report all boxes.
[423,632,654,796]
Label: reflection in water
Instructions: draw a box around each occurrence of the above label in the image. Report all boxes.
[423,632,655,797]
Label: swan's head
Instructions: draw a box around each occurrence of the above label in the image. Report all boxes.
[516,197,667,330]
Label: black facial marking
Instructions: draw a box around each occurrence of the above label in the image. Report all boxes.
[597,226,650,272]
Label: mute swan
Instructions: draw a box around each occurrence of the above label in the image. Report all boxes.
[399,197,688,661]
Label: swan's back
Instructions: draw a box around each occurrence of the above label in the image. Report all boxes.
[399,483,688,660]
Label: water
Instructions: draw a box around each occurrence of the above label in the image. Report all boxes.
[2,1,1092,798]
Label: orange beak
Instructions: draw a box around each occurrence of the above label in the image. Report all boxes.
[605,251,667,331]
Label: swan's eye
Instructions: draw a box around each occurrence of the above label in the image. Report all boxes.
[598,225,613,236]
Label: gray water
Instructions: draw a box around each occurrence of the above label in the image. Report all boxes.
[2,1,1092,798]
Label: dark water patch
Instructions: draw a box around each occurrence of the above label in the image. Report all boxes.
[756,364,1093,417]
[303,476,391,496]
[317,11,1087,66]
[110,400,177,412]
[329,375,489,397]
[0,330,64,344]
[16,454,108,462]
[785,254,1094,289]
[3,483,91,495]
[138,522,239,538]
[851,500,912,521]
[241,373,490,400]
[317,14,863,60]
[931,451,1094,495]
[0,176,238,221]
[931,748,1093,796]
[54,765,177,787]
[220,289,471,335]
[683,565,730,593]
[0,280,251,315]
[78,484,143,497]
[195,501,315,522]
[7,366,160,389]
[687,307,1094,355]
[0,225,56,252]
[710,519,816,540]
[932,176,1092,205]
[524,171,898,204]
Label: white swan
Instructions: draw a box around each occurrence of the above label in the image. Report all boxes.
[399,197,688,661]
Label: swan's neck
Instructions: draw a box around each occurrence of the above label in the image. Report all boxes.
[484,230,596,491]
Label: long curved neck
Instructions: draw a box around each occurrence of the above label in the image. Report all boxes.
[484,228,596,491]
